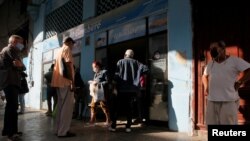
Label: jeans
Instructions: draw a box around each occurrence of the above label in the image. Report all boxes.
[18,94,25,113]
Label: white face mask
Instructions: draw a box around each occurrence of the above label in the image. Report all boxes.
[16,43,24,51]
[93,67,98,73]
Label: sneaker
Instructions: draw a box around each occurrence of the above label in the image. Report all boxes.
[3,132,23,137]
[7,135,22,141]
[16,132,23,136]
[108,127,116,132]
[46,112,52,117]
[125,128,131,133]
[138,123,146,127]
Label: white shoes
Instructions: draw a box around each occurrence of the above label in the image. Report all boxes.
[108,127,131,133]
[108,127,116,132]
[125,128,131,133]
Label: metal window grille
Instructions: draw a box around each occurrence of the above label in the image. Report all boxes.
[96,0,133,16]
[45,0,83,39]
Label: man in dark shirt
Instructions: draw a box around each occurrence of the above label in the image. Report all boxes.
[44,64,57,116]
[1,35,25,141]
[109,49,148,133]
[73,67,85,120]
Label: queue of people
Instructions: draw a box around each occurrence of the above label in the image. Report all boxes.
[0,35,149,140]
[3,34,250,141]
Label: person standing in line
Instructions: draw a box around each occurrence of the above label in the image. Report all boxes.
[51,37,76,138]
[202,41,250,125]
[0,35,25,141]
[18,71,29,115]
[134,72,148,126]
[109,49,148,133]
[88,61,111,126]
[44,63,57,117]
[73,67,86,120]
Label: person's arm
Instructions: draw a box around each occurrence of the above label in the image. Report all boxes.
[235,68,250,90]
[101,70,109,86]
[65,62,75,91]
[63,47,75,91]
[114,61,121,83]
[202,74,209,96]
[8,47,24,70]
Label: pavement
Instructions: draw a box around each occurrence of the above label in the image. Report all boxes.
[0,103,207,141]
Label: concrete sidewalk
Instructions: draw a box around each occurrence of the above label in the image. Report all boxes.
[0,106,207,141]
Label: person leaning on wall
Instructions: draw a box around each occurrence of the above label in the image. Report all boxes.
[202,40,250,126]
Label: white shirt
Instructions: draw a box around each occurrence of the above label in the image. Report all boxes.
[204,56,250,101]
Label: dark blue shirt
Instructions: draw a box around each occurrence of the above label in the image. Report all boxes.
[115,58,148,92]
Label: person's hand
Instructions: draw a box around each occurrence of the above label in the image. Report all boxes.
[70,83,76,92]
[234,81,242,91]
[13,59,23,67]
[204,87,209,96]
[92,81,97,85]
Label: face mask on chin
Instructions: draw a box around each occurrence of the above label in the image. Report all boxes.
[16,43,24,51]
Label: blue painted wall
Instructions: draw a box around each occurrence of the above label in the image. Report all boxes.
[83,0,96,20]
[168,0,193,132]
[25,3,47,109]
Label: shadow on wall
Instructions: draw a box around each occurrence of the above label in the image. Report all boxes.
[167,79,178,131]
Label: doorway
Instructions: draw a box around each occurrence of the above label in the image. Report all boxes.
[107,38,147,77]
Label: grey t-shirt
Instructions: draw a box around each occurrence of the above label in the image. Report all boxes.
[204,56,250,101]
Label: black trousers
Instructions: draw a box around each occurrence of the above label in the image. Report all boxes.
[47,86,57,113]
[2,85,19,137]
[73,87,86,118]
[110,91,136,128]
[136,89,147,122]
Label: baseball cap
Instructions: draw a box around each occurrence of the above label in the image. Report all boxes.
[63,37,75,44]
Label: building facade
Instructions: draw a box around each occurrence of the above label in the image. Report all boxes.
[26,0,194,132]
[1,0,250,135]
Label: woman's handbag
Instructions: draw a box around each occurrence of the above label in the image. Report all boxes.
[20,77,29,94]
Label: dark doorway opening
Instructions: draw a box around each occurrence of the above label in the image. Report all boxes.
[107,38,147,77]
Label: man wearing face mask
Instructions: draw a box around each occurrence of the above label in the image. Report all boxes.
[202,41,250,126]
[0,35,25,141]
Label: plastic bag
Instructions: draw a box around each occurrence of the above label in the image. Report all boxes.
[89,83,105,102]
